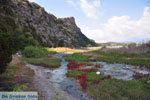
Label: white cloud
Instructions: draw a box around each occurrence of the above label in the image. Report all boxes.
[93,0,100,7]
[66,0,101,19]
[81,7,150,43]
[79,0,101,19]
[66,0,76,7]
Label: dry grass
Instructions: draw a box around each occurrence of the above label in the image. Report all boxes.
[46,47,94,53]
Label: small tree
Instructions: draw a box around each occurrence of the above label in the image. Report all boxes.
[0,23,38,73]
[0,24,13,73]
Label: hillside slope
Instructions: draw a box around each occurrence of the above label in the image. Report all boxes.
[0,0,95,47]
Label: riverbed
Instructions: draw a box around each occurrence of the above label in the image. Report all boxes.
[26,53,150,100]
[27,53,91,100]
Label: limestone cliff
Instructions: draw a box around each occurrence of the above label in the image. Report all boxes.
[0,0,95,47]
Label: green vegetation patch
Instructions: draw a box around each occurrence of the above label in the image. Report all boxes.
[22,57,61,68]
[66,70,84,77]
[22,46,48,58]
[87,78,150,100]
[66,70,105,81]
[22,57,41,66]
[91,51,138,58]
[92,57,150,67]
[41,58,61,68]
[13,84,28,92]
[66,53,91,62]
[90,50,150,67]
[86,72,105,81]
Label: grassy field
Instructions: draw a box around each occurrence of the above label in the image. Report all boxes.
[90,51,150,67]
[22,57,61,68]
[92,57,150,66]
[65,49,150,67]
[66,53,91,62]
[87,77,150,100]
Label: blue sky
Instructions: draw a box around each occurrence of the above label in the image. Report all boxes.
[29,0,150,43]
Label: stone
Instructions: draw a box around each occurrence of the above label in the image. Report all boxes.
[96,71,100,75]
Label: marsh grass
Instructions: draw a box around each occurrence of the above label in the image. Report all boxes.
[41,58,61,68]
[92,56,150,67]
[66,70,105,81]
[87,77,150,100]
[66,51,150,67]
[66,53,91,62]
[66,70,84,77]
[22,57,41,65]
[22,57,61,68]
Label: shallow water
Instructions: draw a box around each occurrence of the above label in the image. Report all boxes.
[92,61,150,80]
[53,53,91,100]
[27,53,91,100]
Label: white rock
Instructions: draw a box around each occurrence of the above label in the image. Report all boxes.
[147,80,150,84]
[96,71,100,75]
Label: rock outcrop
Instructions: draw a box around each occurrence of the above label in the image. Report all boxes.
[0,0,95,47]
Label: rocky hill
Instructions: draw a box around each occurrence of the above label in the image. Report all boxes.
[0,0,95,47]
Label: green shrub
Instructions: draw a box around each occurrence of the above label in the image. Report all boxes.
[12,28,38,53]
[22,46,48,58]
[0,23,13,73]
[0,16,38,74]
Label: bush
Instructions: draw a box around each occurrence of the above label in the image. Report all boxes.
[0,23,13,73]
[0,24,38,73]
[12,28,38,53]
[0,16,38,73]
[22,46,48,58]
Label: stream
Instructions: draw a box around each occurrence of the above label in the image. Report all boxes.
[26,53,150,100]
[92,61,150,80]
[27,53,91,100]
